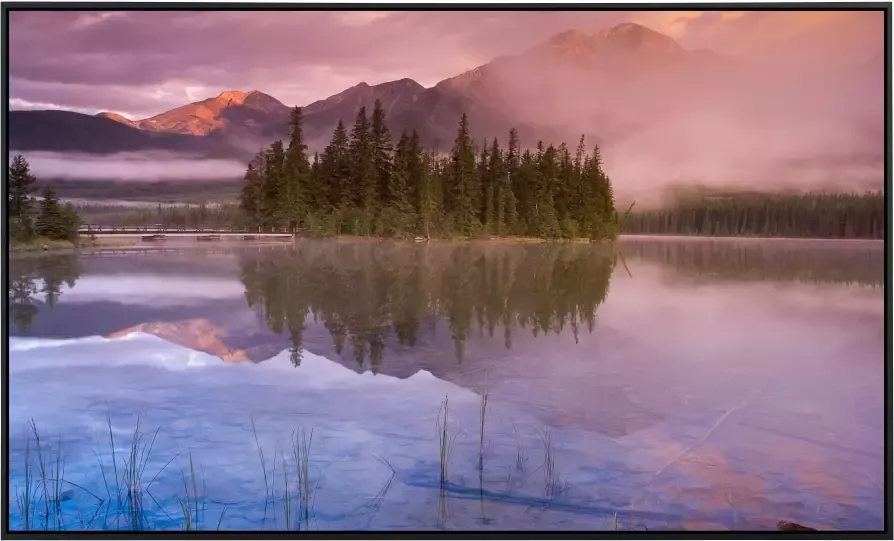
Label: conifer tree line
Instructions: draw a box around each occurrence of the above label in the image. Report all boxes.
[80,202,244,230]
[240,102,620,240]
[7,155,81,243]
[621,192,884,239]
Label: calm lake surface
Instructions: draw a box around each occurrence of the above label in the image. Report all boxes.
[7,237,886,531]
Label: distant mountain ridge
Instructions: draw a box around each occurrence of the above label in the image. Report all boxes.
[99,89,291,136]
[7,109,223,155]
[8,22,738,156]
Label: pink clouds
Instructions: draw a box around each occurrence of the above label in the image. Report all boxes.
[7,10,883,117]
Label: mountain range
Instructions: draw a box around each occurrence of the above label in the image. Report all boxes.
[8,22,883,191]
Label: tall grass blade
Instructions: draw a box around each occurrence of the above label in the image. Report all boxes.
[478,392,488,472]
[18,426,33,531]
[291,426,314,530]
[438,396,450,489]
[281,449,291,530]
[250,415,270,528]
[511,420,526,472]
[216,504,229,531]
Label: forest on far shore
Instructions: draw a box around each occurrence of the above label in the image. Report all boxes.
[620,191,884,239]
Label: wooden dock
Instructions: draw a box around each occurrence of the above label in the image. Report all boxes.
[80,225,293,240]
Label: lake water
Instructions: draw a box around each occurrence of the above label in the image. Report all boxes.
[6,237,886,532]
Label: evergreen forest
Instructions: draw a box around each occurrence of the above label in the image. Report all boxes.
[238,102,620,240]
[621,192,884,239]
[7,155,82,244]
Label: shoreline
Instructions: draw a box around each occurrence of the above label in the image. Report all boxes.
[618,234,884,243]
[8,233,883,258]
[9,237,141,257]
[322,234,595,245]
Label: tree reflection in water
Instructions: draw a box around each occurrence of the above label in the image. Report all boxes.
[8,255,83,334]
[237,241,617,371]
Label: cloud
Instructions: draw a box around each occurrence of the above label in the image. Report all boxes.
[16,151,245,181]
[59,275,246,306]
[7,77,207,119]
[70,11,125,30]
[5,10,882,197]
[654,10,882,64]
[8,97,102,116]
[9,10,880,118]
[337,11,393,27]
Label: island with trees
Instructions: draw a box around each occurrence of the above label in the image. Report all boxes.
[238,103,620,241]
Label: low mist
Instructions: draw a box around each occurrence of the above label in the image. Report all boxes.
[14,151,246,182]
[477,26,884,208]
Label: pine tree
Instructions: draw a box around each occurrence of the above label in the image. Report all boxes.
[262,140,286,229]
[435,155,450,232]
[535,144,561,239]
[370,99,393,209]
[416,147,437,238]
[580,152,598,237]
[390,131,409,208]
[8,154,36,218]
[449,113,480,236]
[349,107,376,229]
[60,203,81,241]
[569,135,586,225]
[35,186,63,239]
[488,138,507,235]
[516,150,536,235]
[285,106,310,231]
[309,152,323,230]
[598,171,618,239]
[311,152,321,188]
[321,120,351,210]
[592,145,617,239]
[580,144,617,240]
[556,142,573,221]
[504,129,521,235]
[385,130,413,233]
[478,142,495,232]
[406,131,427,233]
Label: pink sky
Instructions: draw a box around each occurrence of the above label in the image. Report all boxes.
[7,10,885,119]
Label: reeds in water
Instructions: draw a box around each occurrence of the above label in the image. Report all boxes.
[95,412,163,531]
[539,429,565,498]
[437,396,456,489]
[478,392,489,472]
[11,408,619,533]
[286,426,314,530]
[176,451,204,531]
[250,415,271,527]
[436,396,456,530]
[511,419,526,472]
